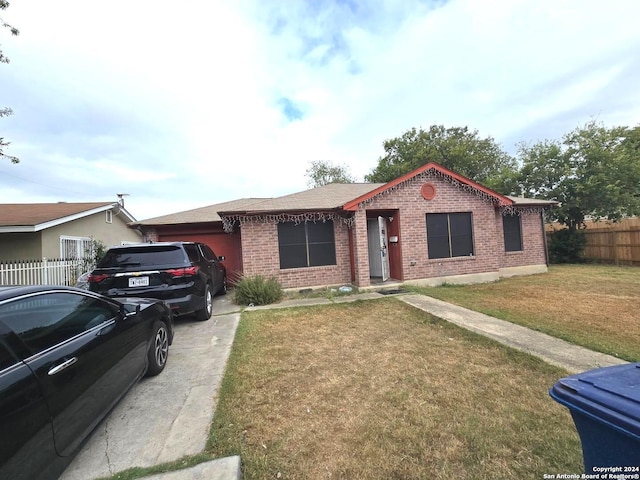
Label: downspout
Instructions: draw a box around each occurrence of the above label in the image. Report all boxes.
[128,223,153,243]
[541,210,550,266]
[347,221,356,283]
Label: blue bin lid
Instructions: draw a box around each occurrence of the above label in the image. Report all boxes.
[550,363,640,439]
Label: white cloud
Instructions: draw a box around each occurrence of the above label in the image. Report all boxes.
[1,0,639,219]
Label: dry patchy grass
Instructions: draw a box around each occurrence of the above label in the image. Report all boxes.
[415,264,640,361]
[209,299,581,479]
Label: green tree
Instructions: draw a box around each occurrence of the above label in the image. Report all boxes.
[1,0,19,163]
[518,121,640,231]
[0,0,19,64]
[306,160,355,187]
[365,125,519,193]
[1,107,17,163]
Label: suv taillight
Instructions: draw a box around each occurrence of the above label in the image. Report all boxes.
[88,273,109,283]
[166,266,199,278]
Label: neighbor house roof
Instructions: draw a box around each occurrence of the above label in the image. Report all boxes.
[0,202,135,233]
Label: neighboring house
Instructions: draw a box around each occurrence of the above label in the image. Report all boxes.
[134,163,556,290]
[0,202,142,262]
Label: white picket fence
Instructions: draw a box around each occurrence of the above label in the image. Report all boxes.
[0,258,87,287]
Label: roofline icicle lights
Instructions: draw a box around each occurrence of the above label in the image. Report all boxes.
[221,211,355,233]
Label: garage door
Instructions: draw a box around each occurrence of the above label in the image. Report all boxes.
[158,232,243,281]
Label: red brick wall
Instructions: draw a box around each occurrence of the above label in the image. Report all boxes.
[499,211,547,269]
[363,176,547,282]
[363,175,501,281]
[237,174,548,289]
[240,220,352,289]
[351,209,371,286]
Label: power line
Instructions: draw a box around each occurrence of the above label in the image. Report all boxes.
[0,167,98,198]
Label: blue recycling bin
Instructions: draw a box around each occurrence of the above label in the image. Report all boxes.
[550,363,640,472]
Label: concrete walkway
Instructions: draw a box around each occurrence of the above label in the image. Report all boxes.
[398,294,627,374]
[77,291,628,480]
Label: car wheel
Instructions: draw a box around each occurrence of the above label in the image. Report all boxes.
[195,284,213,321]
[146,320,169,377]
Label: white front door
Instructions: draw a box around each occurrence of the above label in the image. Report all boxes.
[378,216,390,281]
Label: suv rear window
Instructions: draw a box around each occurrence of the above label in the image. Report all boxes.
[98,246,186,268]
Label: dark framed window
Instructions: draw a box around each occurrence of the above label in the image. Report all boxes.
[503,214,523,252]
[278,221,336,269]
[426,213,474,259]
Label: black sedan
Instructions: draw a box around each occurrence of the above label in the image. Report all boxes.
[0,285,174,480]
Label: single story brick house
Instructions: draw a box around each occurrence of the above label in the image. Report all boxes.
[134,163,555,289]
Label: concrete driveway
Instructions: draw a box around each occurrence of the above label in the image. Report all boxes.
[60,295,241,480]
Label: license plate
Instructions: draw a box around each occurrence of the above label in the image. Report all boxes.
[129,276,149,287]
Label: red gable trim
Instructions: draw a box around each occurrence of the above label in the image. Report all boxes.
[342,162,514,211]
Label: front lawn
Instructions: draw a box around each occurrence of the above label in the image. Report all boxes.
[412,264,640,362]
[209,299,582,479]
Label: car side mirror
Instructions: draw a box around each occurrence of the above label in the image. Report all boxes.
[218,256,225,261]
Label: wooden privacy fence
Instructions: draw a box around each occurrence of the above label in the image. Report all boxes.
[582,227,640,265]
[0,258,86,287]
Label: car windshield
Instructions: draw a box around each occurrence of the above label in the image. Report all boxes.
[98,246,185,268]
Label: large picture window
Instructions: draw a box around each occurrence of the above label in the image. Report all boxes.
[503,214,523,252]
[278,221,336,269]
[426,213,474,259]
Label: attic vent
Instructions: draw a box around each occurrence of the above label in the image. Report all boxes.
[421,183,436,201]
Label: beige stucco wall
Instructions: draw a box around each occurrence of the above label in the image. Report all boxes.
[0,209,142,261]
[0,232,43,261]
[41,210,142,258]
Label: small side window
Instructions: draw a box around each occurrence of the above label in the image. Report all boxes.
[106,210,113,224]
[503,214,523,252]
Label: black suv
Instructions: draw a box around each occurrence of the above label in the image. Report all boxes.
[88,242,226,320]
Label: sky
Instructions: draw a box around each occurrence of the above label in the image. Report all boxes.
[1,0,639,221]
